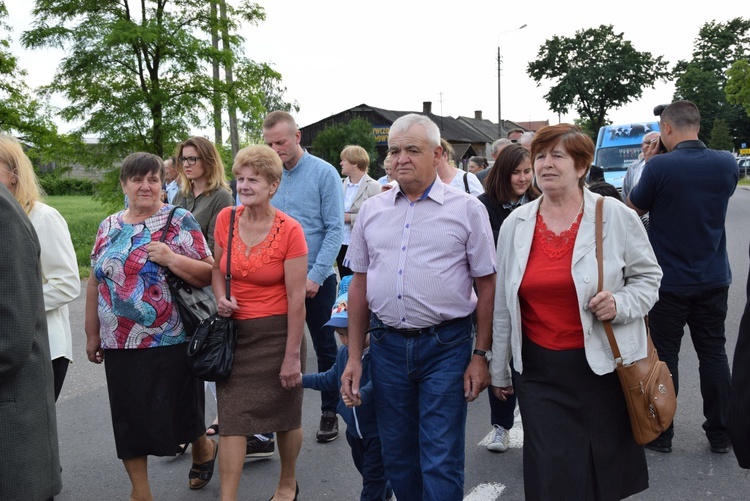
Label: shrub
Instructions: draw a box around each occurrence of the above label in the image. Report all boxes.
[39,174,95,196]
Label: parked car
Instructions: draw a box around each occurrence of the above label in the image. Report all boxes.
[739,157,750,178]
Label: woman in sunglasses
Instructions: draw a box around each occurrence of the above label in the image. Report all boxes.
[173,137,234,252]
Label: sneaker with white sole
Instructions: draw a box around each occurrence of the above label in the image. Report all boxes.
[316,410,339,442]
[487,425,510,452]
[246,435,274,458]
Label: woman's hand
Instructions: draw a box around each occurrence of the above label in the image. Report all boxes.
[279,355,302,389]
[589,291,617,322]
[86,335,104,364]
[492,385,514,401]
[217,296,239,317]
[146,241,175,267]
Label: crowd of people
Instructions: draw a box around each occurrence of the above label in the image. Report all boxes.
[3,99,749,501]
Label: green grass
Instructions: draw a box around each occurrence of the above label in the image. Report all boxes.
[739,177,750,186]
[46,195,110,278]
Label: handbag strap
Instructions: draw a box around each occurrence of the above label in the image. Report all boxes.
[595,196,624,365]
[159,206,178,243]
[159,206,234,301]
[224,207,236,300]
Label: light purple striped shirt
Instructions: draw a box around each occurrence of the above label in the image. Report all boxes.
[343,176,496,329]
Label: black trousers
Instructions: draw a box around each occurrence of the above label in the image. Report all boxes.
[649,286,731,445]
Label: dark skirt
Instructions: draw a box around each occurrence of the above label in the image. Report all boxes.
[216,315,306,435]
[104,344,206,460]
[515,335,649,501]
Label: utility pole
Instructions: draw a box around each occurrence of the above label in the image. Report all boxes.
[497,24,528,138]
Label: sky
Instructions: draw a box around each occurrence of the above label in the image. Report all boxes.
[5,0,745,134]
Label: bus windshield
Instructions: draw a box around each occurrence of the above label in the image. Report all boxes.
[593,121,660,189]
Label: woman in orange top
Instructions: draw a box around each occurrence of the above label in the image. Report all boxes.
[212,145,308,501]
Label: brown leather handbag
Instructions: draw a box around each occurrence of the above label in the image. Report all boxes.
[595,197,677,445]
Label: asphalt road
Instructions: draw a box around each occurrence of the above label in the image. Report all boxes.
[52,187,750,500]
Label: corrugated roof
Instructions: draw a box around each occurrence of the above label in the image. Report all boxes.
[365,104,486,143]
[456,116,499,142]
[300,103,537,142]
[514,120,550,131]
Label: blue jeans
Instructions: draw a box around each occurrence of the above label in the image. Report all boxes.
[649,287,731,445]
[306,274,339,412]
[346,432,393,501]
[369,314,472,501]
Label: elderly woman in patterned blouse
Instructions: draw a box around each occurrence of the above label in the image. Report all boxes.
[85,152,218,501]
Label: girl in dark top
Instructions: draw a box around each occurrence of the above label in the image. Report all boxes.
[477,143,539,452]
[479,143,540,244]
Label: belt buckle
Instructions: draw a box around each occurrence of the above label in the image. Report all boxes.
[398,327,423,338]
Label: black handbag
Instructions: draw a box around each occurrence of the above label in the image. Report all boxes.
[160,207,217,338]
[185,207,238,382]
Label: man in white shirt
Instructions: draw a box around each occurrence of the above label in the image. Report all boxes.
[622,131,660,199]
[164,156,180,203]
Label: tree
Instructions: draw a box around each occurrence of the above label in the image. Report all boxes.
[707,118,735,152]
[672,18,750,147]
[0,1,58,159]
[312,118,377,176]
[21,0,294,169]
[726,59,750,119]
[527,25,669,136]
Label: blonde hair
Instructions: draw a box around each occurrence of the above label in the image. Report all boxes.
[175,136,230,197]
[0,135,43,214]
[340,145,370,171]
[232,144,283,188]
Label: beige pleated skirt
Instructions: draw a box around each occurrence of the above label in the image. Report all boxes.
[216,314,306,435]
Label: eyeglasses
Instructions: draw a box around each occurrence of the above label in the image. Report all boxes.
[179,156,201,166]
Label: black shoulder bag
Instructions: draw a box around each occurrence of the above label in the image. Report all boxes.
[185,208,238,382]
[160,207,218,337]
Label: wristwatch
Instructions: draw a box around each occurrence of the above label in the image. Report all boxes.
[473,349,492,362]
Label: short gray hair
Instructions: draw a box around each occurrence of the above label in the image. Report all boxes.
[491,138,512,157]
[390,113,441,148]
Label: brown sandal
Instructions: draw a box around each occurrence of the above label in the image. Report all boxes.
[188,441,218,490]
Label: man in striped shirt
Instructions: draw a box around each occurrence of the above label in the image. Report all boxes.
[341,114,497,500]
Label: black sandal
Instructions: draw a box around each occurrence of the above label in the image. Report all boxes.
[188,441,218,490]
[175,443,188,455]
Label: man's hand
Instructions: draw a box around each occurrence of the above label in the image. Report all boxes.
[463,356,490,402]
[305,278,320,299]
[341,358,363,408]
[643,135,662,162]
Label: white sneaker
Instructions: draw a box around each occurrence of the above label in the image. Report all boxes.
[487,425,509,452]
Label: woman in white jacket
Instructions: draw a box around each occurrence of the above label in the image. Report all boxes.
[0,135,80,400]
[490,124,662,501]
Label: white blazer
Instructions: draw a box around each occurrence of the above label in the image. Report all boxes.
[490,188,662,387]
[29,202,80,362]
[343,174,382,225]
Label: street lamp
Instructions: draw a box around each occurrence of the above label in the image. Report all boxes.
[498,24,528,138]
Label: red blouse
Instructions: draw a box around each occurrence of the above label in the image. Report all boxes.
[518,210,585,350]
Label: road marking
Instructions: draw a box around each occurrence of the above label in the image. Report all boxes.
[464,482,506,500]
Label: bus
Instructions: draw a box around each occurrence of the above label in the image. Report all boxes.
[593,121,660,191]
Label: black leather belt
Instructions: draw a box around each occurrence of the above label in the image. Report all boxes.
[373,315,470,338]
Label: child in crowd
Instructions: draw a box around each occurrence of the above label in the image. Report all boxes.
[302,276,393,501]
